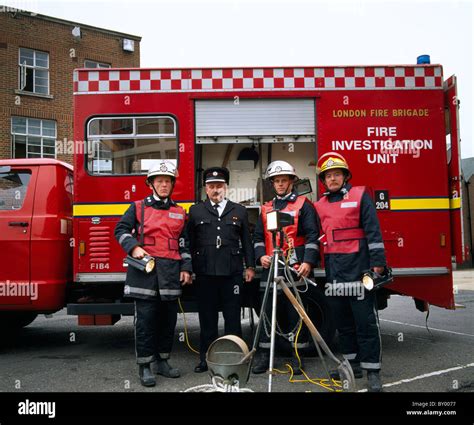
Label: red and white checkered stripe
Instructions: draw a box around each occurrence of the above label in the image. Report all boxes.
[74,66,443,93]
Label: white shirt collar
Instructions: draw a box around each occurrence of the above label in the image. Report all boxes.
[210,198,227,209]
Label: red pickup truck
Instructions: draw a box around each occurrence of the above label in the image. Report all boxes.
[0,159,73,330]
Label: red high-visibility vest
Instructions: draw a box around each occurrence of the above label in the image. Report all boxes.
[261,195,307,257]
[314,186,366,254]
[135,201,185,260]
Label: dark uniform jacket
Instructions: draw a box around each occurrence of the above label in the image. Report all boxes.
[317,183,386,284]
[114,195,192,301]
[253,190,320,267]
[187,199,255,276]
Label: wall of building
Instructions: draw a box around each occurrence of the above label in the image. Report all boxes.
[0,11,140,164]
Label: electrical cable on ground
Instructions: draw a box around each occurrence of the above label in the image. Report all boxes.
[178,297,200,355]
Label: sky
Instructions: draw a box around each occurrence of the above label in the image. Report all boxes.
[3,0,473,158]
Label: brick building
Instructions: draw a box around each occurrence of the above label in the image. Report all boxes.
[0,8,141,164]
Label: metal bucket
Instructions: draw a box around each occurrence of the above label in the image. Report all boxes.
[206,335,255,384]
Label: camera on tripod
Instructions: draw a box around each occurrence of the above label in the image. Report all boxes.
[265,210,294,232]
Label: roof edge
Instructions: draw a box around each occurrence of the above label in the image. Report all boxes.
[0,7,142,41]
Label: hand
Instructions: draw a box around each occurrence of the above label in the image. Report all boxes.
[180,271,192,285]
[373,266,385,275]
[131,246,149,259]
[296,262,312,278]
[245,268,255,283]
[260,255,272,269]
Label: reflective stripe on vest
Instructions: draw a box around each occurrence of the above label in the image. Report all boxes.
[314,186,366,254]
[135,201,185,260]
[261,195,307,257]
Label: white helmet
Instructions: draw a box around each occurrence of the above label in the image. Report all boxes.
[265,160,298,180]
[146,160,177,181]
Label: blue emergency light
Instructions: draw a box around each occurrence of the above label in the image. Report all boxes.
[417,55,431,64]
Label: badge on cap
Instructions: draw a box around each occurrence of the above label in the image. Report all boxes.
[160,164,168,172]
[213,171,218,176]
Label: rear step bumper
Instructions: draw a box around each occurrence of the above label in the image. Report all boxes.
[67,303,134,315]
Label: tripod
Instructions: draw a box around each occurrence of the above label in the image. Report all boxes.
[249,229,356,392]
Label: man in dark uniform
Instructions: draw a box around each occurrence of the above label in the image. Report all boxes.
[314,152,386,392]
[252,161,319,375]
[114,160,192,387]
[187,167,255,373]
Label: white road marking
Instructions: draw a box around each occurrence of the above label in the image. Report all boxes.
[380,318,474,338]
[358,362,474,392]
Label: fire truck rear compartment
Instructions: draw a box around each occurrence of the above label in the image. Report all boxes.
[194,98,318,207]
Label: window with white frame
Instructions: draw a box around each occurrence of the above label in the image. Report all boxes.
[11,117,57,158]
[18,48,49,95]
[84,60,111,69]
[86,116,178,175]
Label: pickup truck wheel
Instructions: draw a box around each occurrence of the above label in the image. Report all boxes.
[0,312,38,332]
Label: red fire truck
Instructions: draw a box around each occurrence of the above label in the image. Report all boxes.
[0,59,463,344]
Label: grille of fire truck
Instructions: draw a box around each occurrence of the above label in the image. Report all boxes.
[88,226,111,263]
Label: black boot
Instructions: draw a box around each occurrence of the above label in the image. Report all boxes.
[287,354,303,376]
[155,359,180,378]
[252,350,270,374]
[139,364,156,387]
[194,360,208,373]
[329,362,364,380]
[367,370,382,392]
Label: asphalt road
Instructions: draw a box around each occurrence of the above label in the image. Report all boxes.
[0,270,473,394]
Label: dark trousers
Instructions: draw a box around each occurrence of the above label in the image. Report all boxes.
[134,298,178,365]
[196,274,243,361]
[326,290,381,370]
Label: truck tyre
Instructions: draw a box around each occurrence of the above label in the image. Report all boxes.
[0,312,38,332]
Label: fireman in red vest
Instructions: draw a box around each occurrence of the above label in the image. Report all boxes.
[114,160,192,387]
[314,152,386,392]
[252,161,319,375]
